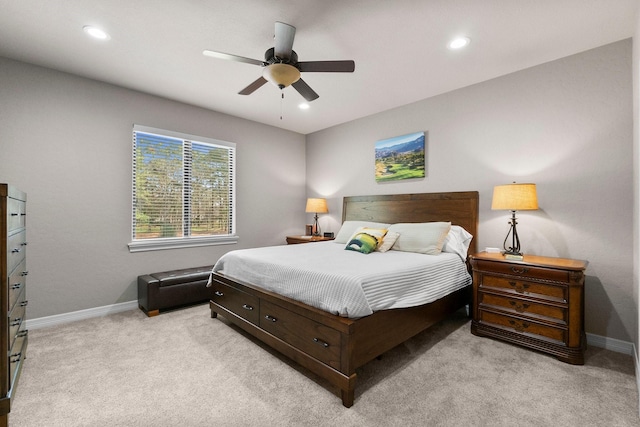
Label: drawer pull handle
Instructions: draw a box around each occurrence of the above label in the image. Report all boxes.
[508,319,530,333]
[11,283,21,290]
[264,315,277,322]
[213,291,224,297]
[313,338,329,348]
[10,353,22,363]
[508,301,530,313]
[21,242,28,246]
[17,330,28,338]
[21,271,28,276]
[508,281,529,293]
[511,266,530,275]
[10,213,18,216]
[11,318,22,327]
[21,300,28,307]
[242,304,254,311]
[11,248,21,253]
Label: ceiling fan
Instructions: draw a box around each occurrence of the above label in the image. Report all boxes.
[203,22,355,102]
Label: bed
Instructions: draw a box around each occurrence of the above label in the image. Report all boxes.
[208,191,479,407]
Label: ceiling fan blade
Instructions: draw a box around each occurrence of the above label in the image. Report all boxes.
[292,78,319,102]
[239,77,268,95]
[203,50,266,67]
[297,60,355,73]
[274,22,296,60]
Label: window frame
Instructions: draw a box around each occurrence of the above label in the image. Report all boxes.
[128,125,237,252]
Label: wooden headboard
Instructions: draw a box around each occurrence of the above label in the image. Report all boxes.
[342,191,479,254]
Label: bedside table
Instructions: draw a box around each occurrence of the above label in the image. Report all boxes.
[469,252,588,365]
[286,235,335,244]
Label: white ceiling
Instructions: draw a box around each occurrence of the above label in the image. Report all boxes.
[0,0,636,135]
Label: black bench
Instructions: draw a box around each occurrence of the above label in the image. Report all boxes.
[137,266,213,317]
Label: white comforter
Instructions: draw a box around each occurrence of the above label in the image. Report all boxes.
[210,241,471,318]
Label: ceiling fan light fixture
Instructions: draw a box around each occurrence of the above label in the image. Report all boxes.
[262,63,301,89]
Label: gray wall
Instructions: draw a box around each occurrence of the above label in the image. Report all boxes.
[0,40,635,344]
[306,40,634,342]
[0,57,306,319]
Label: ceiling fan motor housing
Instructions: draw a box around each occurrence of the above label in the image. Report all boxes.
[265,47,298,65]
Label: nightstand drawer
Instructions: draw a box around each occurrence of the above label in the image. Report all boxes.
[473,260,571,283]
[479,293,566,324]
[479,311,565,344]
[480,274,566,302]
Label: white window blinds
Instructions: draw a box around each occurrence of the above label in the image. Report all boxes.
[130,125,236,251]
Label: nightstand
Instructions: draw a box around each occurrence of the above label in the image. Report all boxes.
[469,252,588,364]
[286,235,335,244]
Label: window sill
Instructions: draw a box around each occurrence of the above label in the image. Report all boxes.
[128,235,238,253]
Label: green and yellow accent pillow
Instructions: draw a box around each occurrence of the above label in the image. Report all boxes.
[344,227,388,254]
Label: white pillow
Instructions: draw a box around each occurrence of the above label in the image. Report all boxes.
[334,221,390,243]
[376,231,400,253]
[442,225,473,261]
[388,222,451,255]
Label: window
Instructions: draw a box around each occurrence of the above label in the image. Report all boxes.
[129,125,236,252]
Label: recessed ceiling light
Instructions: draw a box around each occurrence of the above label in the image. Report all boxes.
[448,37,470,50]
[83,25,110,40]
[298,103,310,110]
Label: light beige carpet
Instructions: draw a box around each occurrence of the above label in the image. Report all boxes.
[9,304,638,426]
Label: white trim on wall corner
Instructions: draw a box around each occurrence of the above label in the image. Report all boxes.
[25,300,139,330]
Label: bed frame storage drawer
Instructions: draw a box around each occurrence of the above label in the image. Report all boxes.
[260,300,342,369]
[210,280,260,326]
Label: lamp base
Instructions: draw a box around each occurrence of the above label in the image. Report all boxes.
[503,253,524,261]
[312,213,320,236]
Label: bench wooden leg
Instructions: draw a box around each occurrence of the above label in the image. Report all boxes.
[140,305,159,317]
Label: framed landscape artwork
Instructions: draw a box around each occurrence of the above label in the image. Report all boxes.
[375,131,425,182]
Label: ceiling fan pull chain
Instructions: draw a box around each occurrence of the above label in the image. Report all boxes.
[280,91,284,120]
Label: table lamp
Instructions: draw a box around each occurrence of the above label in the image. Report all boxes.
[305,198,328,236]
[491,183,538,259]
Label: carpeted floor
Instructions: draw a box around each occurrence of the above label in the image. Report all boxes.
[9,304,639,426]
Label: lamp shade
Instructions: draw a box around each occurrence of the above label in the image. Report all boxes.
[305,198,328,213]
[262,63,301,89]
[491,183,538,211]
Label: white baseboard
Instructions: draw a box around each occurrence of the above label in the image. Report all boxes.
[25,300,139,330]
[586,333,635,355]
